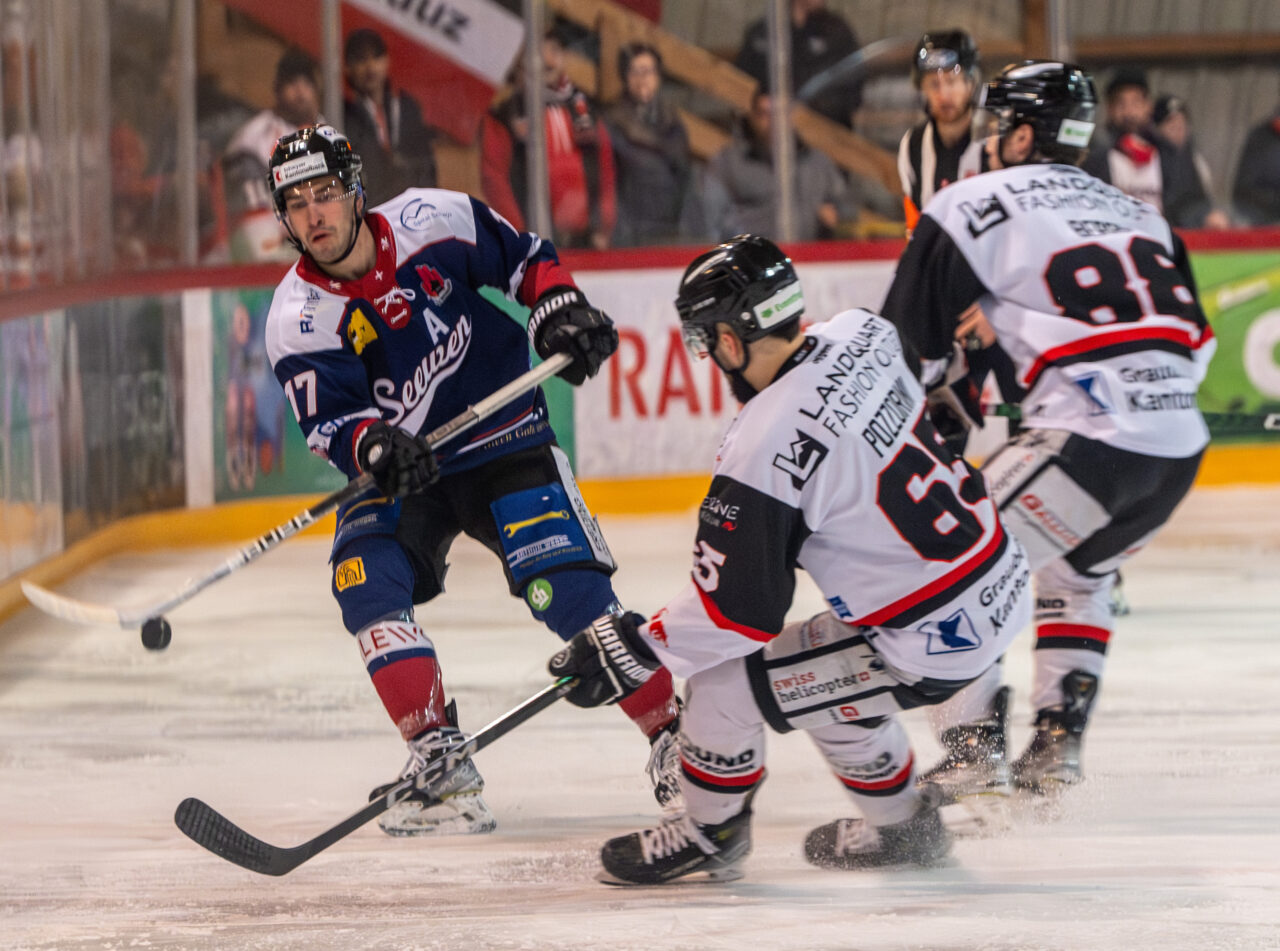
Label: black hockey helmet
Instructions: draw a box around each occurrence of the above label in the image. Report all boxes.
[267,124,364,221]
[912,30,979,87]
[981,60,1098,163]
[675,234,804,359]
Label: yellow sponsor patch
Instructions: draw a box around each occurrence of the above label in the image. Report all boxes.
[502,510,571,538]
[347,307,379,355]
[334,556,367,591]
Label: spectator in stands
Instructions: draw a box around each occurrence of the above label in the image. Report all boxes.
[1231,102,1280,226]
[222,47,324,261]
[604,42,695,246]
[733,0,860,127]
[1153,93,1230,229]
[482,22,617,249]
[701,88,851,242]
[110,50,250,268]
[2,20,42,286]
[1082,67,1214,229]
[342,28,439,204]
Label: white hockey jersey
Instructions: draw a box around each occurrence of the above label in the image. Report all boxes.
[638,310,1030,684]
[882,162,1216,459]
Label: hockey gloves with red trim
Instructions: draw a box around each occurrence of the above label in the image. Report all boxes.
[549,612,660,708]
[528,287,619,386]
[355,420,439,498]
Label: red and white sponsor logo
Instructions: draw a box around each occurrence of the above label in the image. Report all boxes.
[1020,492,1083,547]
[646,610,669,647]
[358,619,430,663]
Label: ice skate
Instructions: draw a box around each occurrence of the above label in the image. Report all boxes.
[645,713,685,815]
[1012,670,1098,794]
[804,783,951,869]
[599,787,758,885]
[370,724,496,836]
[919,686,1012,805]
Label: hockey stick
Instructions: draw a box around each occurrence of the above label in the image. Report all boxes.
[20,353,572,632]
[175,676,577,876]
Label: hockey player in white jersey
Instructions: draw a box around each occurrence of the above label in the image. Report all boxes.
[545,235,1032,883]
[880,62,1215,800]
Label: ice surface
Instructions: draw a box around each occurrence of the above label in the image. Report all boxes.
[2,486,1278,950]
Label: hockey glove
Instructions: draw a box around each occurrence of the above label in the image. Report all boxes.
[548,612,659,708]
[528,287,619,386]
[355,420,439,498]
[925,343,984,458]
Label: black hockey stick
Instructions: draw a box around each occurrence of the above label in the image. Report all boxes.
[175,676,577,876]
[21,353,571,632]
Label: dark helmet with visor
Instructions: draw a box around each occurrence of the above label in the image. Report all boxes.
[981,60,1098,163]
[912,30,979,87]
[267,125,364,249]
[675,234,804,360]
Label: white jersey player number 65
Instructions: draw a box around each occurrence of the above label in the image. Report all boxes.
[692,540,727,592]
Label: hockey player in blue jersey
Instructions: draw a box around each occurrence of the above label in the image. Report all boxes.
[264,125,681,835]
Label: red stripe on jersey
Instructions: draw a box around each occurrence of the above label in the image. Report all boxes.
[836,753,914,792]
[854,521,1005,627]
[1021,323,1205,390]
[1036,623,1112,644]
[695,585,776,644]
[519,259,577,307]
[680,758,766,789]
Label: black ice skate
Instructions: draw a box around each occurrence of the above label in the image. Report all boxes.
[919,686,1012,804]
[1012,670,1099,793]
[804,783,951,870]
[646,710,685,815]
[599,787,758,885]
[370,715,496,836]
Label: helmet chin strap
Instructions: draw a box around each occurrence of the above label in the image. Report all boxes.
[711,332,760,403]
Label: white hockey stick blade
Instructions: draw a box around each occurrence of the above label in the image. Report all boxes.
[20,580,133,628]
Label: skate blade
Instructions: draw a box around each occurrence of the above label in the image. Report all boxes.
[931,782,1013,808]
[944,794,1015,838]
[596,863,744,887]
[378,794,497,837]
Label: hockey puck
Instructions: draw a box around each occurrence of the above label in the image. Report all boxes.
[141,616,172,651]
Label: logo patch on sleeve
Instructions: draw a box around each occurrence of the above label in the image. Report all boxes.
[959,193,1011,237]
[335,556,367,592]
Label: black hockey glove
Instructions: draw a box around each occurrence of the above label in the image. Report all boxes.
[528,287,619,386]
[355,421,439,498]
[925,343,984,458]
[548,612,660,708]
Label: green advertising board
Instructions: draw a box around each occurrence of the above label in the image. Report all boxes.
[1192,251,1280,441]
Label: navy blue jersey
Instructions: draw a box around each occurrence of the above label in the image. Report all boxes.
[265,189,579,478]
